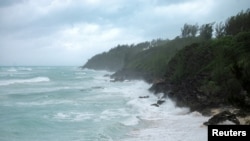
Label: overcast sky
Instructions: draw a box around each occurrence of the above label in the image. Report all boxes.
[0,0,249,66]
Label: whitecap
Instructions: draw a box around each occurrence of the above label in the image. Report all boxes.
[121,116,140,126]
[18,67,32,71]
[53,112,94,122]
[100,109,129,120]
[7,68,17,72]
[122,113,208,141]
[0,77,50,86]
[16,100,74,106]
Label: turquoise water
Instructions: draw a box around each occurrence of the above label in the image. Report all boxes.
[0,67,208,141]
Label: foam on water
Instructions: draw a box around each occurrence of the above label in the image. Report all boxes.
[121,116,140,126]
[15,100,75,107]
[0,67,210,141]
[7,68,17,72]
[100,108,130,120]
[17,67,33,71]
[52,112,95,122]
[6,67,32,71]
[120,109,209,141]
[104,80,209,141]
[0,77,50,86]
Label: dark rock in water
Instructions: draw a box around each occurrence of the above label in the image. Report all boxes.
[151,103,159,107]
[203,110,240,125]
[91,86,103,89]
[80,86,103,92]
[157,99,166,105]
[139,96,149,98]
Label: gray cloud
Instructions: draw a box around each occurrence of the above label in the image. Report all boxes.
[0,0,249,66]
[0,0,25,7]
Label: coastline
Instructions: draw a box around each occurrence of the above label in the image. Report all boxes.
[109,71,250,125]
[122,113,209,141]
[82,10,250,126]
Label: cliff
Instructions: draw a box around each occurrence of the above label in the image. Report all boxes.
[82,9,250,123]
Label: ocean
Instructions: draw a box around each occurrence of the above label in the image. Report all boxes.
[0,66,209,141]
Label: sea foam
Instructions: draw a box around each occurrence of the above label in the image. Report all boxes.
[0,77,50,86]
[6,67,32,72]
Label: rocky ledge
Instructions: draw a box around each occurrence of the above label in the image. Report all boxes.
[148,78,250,125]
[110,70,250,125]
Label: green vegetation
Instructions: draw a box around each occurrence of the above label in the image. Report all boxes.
[82,39,168,72]
[82,43,150,71]
[123,37,202,78]
[83,9,250,109]
[164,9,250,109]
[82,45,129,71]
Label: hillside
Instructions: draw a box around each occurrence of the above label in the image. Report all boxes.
[111,37,202,82]
[151,33,250,113]
[83,41,156,71]
[83,37,202,81]
[82,9,250,118]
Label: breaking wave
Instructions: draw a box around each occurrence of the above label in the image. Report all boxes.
[0,77,50,86]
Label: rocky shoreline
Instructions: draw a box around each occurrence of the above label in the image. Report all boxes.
[82,10,250,125]
[109,71,250,125]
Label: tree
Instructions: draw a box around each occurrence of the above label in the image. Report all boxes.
[225,9,250,36]
[199,23,214,40]
[181,23,199,38]
[190,24,199,37]
[228,32,250,96]
[215,22,225,38]
[181,23,190,38]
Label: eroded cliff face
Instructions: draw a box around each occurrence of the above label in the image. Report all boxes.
[82,10,250,124]
[148,41,250,117]
[109,40,250,117]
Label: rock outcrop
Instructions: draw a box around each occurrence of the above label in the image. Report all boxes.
[203,110,240,125]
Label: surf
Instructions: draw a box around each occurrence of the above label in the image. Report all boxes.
[0,77,50,86]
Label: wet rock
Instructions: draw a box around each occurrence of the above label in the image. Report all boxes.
[151,103,159,107]
[203,110,240,125]
[139,96,149,98]
[91,86,104,89]
[157,99,166,105]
